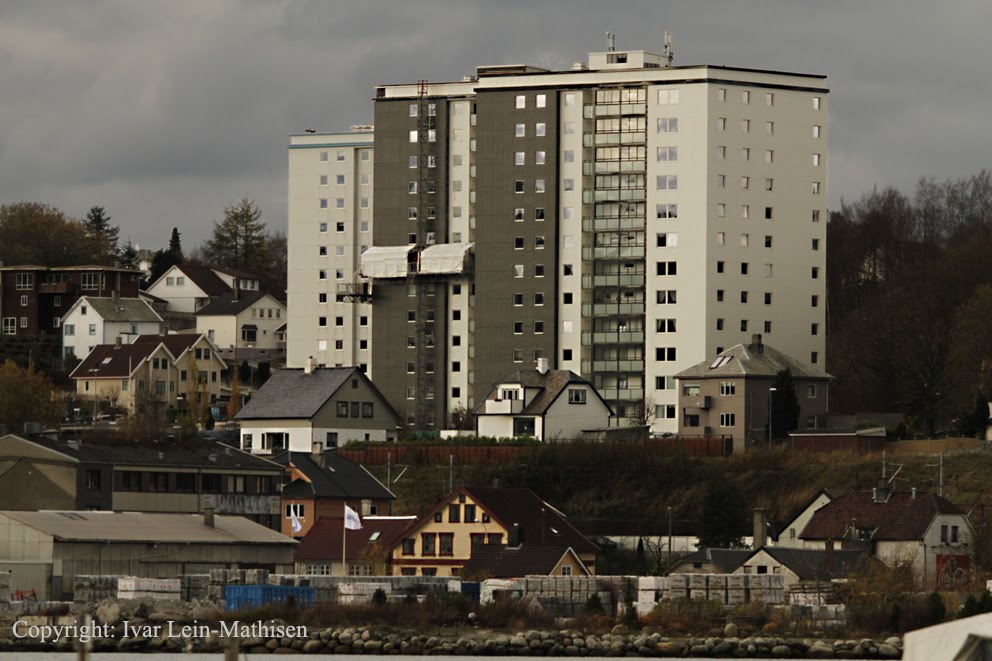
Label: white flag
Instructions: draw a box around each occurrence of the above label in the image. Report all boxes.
[344,504,362,530]
[290,511,302,533]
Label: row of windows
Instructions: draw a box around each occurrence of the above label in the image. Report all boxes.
[112,471,271,494]
[715,290,820,305]
[716,261,777,277]
[336,400,375,418]
[318,150,370,162]
[513,236,546,250]
[319,198,347,209]
[512,321,545,334]
[319,221,369,233]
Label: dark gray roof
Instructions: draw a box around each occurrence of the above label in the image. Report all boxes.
[83,297,162,323]
[273,451,394,500]
[7,434,281,471]
[752,547,866,580]
[195,290,278,317]
[235,367,355,420]
[461,544,588,578]
[674,548,752,573]
[676,340,832,380]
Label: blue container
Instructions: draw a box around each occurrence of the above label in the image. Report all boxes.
[224,584,316,610]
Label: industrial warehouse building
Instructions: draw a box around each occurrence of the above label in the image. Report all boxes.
[0,510,296,600]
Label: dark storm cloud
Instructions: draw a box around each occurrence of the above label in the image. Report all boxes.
[0,0,989,248]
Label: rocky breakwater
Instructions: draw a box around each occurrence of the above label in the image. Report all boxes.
[1,615,905,657]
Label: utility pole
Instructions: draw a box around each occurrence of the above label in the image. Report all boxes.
[667,506,673,571]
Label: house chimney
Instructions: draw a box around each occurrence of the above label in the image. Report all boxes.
[203,507,215,528]
[508,523,522,548]
[536,357,549,375]
[912,487,917,499]
[874,479,889,503]
[312,442,325,468]
[752,508,768,549]
[751,334,764,354]
[115,336,122,348]
[304,356,316,375]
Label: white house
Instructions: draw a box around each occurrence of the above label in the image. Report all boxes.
[799,485,974,589]
[195,291,286,351]
[736,546,865,591]
[235,362,402,455]
[475,359,614,440]
[772,489,834,549]
[61,296,163,361]
[143,263,233,314]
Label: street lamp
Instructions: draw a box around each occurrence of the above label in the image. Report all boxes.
[767,387,777,446]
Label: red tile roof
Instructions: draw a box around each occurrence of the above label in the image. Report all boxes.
[800,490,965,541]
[294,516,416,562]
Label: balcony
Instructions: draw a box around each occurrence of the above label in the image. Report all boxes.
[592,359,644,373]
[484,398,523,415]
[583,246,645,260]
[684,396,712,410]
[583,217,645,232]
[597,388,646,402]
[592,160,646,175]
[582,302,645,317]
[593,189,646,203]
[583,273,645,288]
[582,330,644,346]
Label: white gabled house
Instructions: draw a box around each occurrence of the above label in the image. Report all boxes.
[235,362,402,455]
[475,359,614,440]
[61,295,163,362]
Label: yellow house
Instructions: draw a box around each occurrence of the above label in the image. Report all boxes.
[70,333,226,414]
[388,486,598,577]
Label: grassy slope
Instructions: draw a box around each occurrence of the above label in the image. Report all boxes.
[365,446,991,536]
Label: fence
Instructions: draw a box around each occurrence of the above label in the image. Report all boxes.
[339,437,731,466]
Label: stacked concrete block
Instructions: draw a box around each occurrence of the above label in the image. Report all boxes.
[668,573,689,600]
[337,582,392,605]
[244,569,269,585]
[727,574,747,605]
[636,576,668,615]
[0,571,10,603]
[179,575,210,602]
[73,575,120,602]
[707,574,727,603]
[117,577,181,600]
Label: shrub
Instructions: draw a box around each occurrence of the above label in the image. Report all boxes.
[642,598,725,634]
[584,593,604,614]
[371,588,387,607]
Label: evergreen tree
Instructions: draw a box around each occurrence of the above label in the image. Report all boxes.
[769,369,802,441]
[204,196,268,270]
[119,240,139,270]
[144,227,186,288]
[84,206,119,263]
[697,480,748,549]
[168,227,184,261]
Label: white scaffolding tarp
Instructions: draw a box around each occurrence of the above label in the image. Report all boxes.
[360,245,414,279]
[419,242,474,274]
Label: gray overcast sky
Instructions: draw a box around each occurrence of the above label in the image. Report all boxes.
[1,0,989,250]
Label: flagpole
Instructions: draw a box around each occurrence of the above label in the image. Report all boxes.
[342,502,347,577]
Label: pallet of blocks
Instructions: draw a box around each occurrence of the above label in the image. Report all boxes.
[337,582,392,605]
[0,571,10,604]
[117,577,181,600]
[707,574,727,603]
[179,575,210,602]
[636,576,667,615]
[667,573,689,600]
[73,575,119,602]
[727,573,747,605]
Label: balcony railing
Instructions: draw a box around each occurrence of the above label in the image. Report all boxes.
[581,331,645,346]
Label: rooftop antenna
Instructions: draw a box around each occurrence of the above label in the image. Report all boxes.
[663,31,674,66]
[606,31,616,52]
